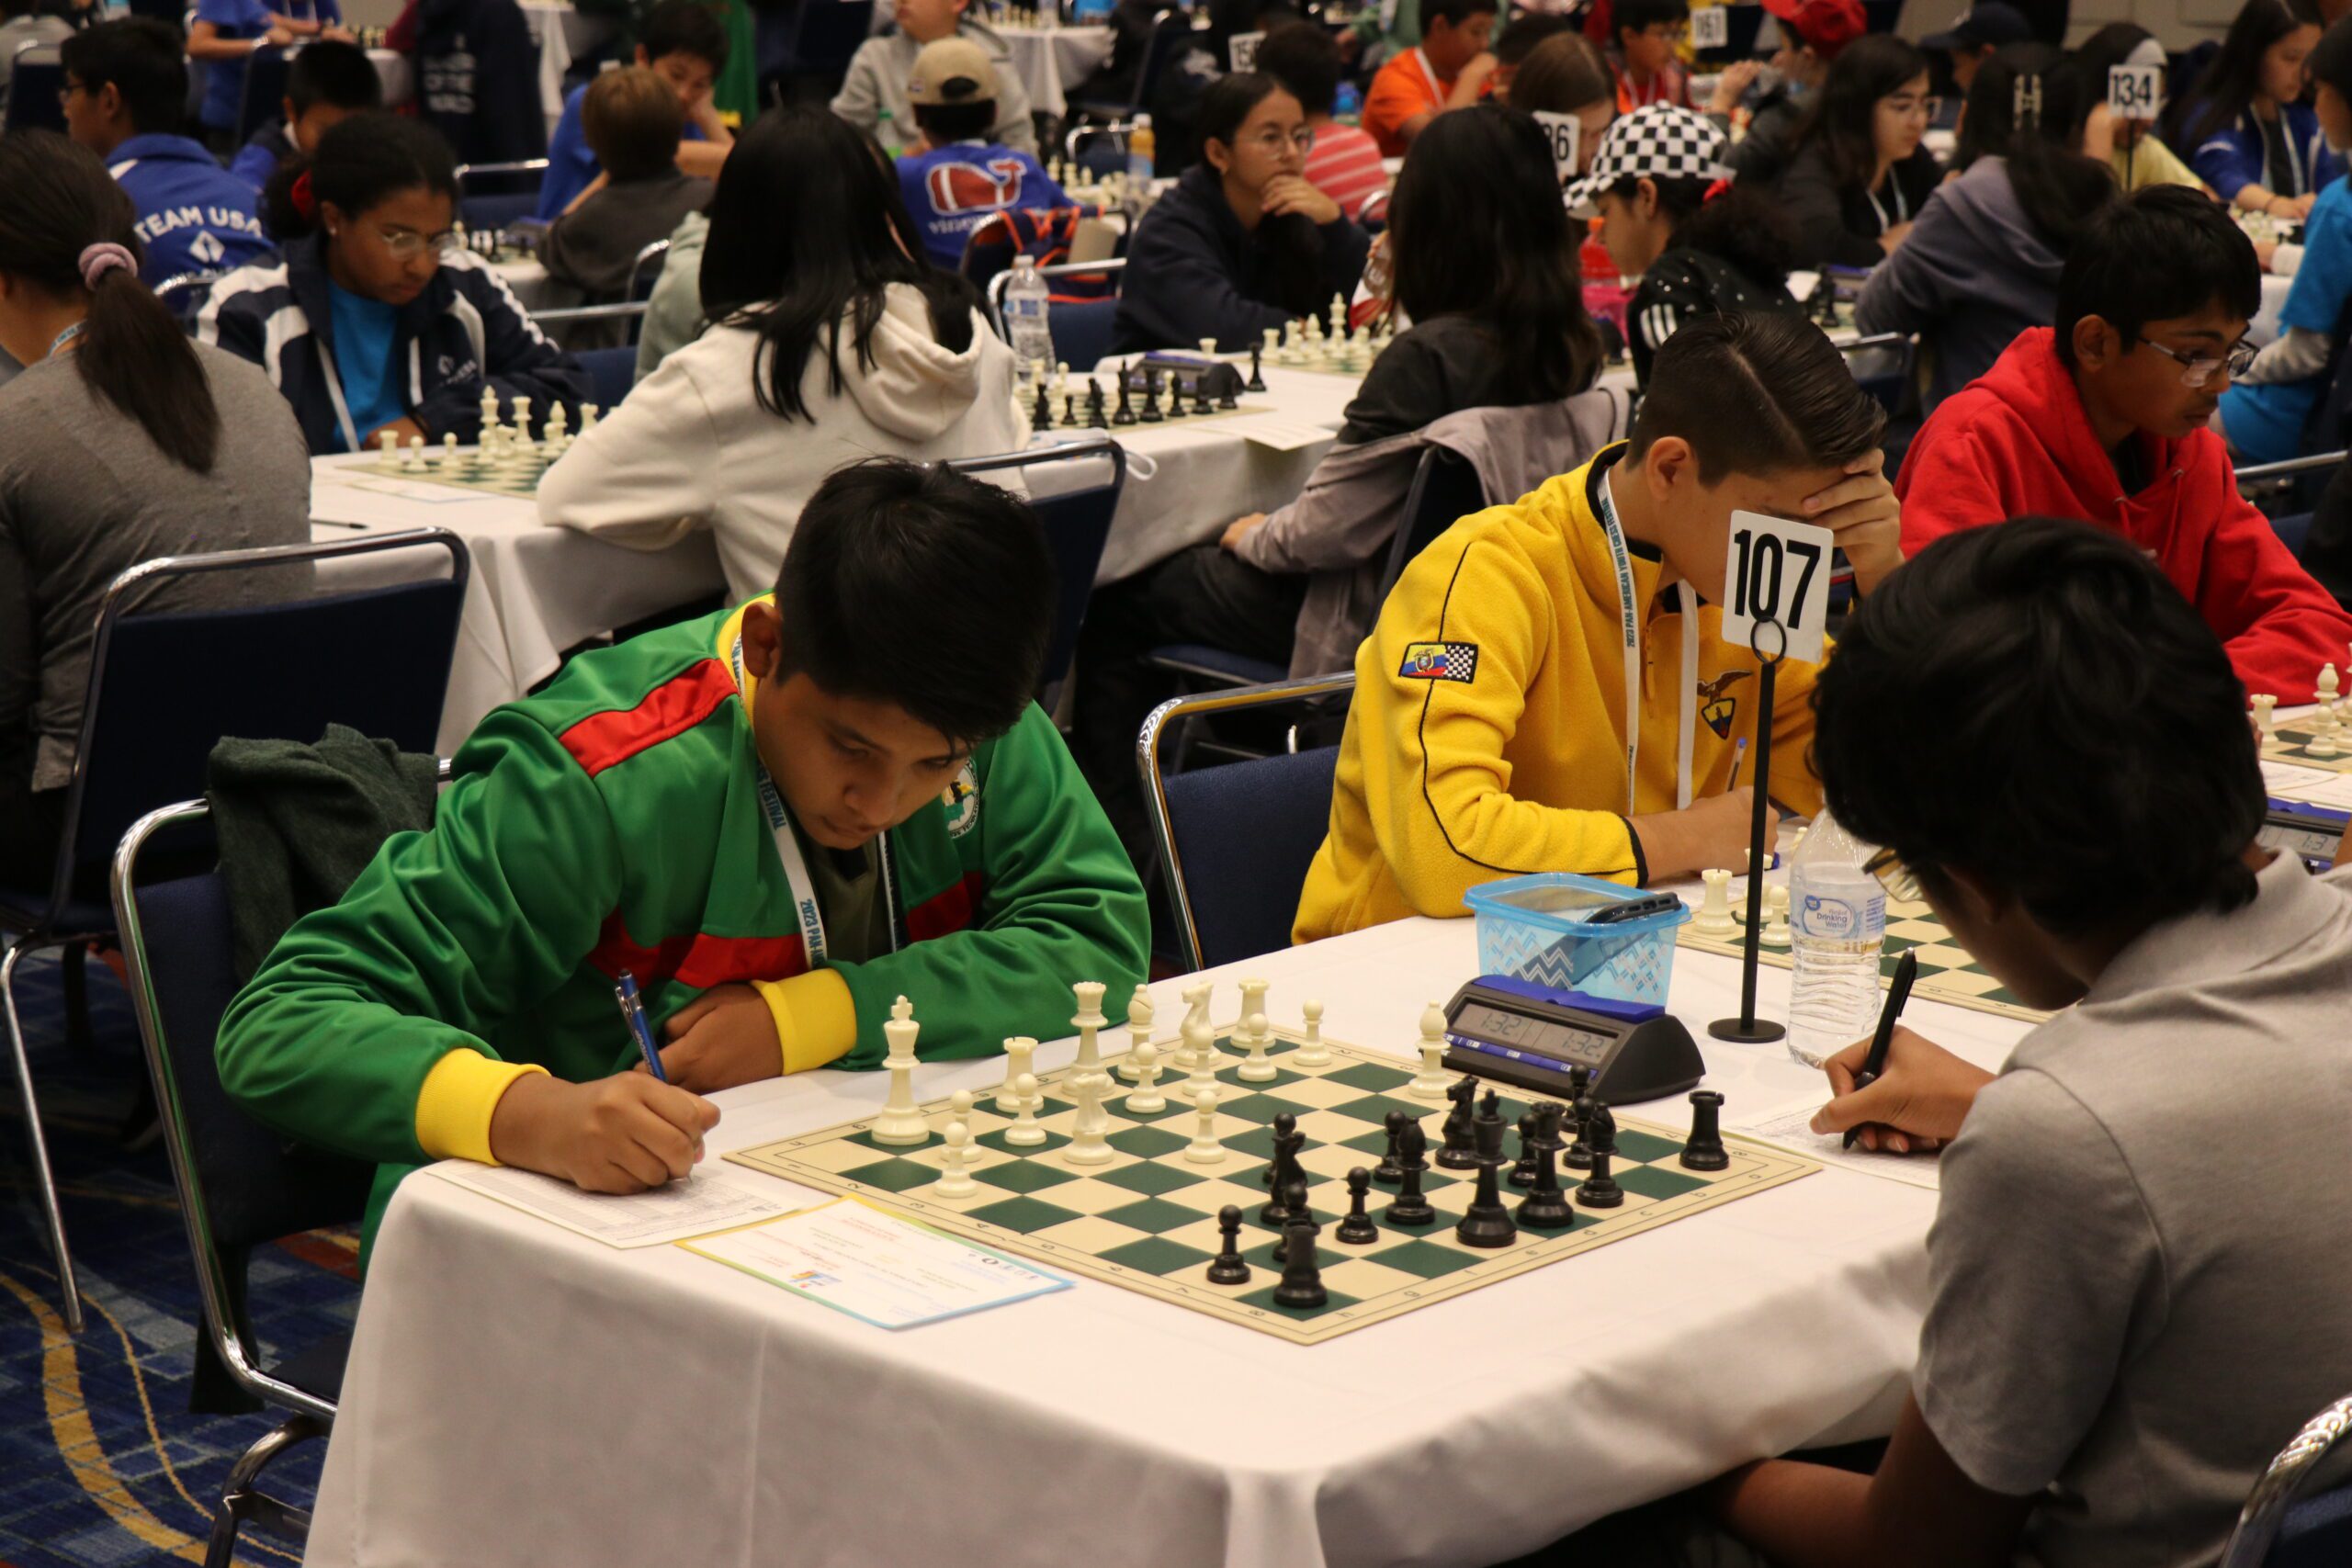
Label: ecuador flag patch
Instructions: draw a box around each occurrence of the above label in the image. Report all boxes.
[1398,641,1478,682]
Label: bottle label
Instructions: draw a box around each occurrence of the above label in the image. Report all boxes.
[1795,889,1883,942]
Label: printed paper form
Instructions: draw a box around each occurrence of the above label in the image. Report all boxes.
[425,1161,823,1247]
[1727,1095,1944,1192]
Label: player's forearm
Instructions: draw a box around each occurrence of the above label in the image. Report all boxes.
[1710,1458,1880,1568]
[676,139,730,177]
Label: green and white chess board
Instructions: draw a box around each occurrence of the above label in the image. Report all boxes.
[1678,896,2048,1024]
[2262,716,2352,775]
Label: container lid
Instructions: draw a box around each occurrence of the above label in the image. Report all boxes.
[1464,872,1693,938]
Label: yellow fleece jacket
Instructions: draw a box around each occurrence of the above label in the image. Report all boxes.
[1293,450,1827,943]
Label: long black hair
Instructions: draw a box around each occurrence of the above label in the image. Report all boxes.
[1390,105,1601,397]
[2167,0,2324,148]
[0,131,218,473]
[1955,43,2119,252]
[1793,32,1929,190]
[697,105,980,423]
[263,111,458,242]
[1627,175,1798,291]
[1197,73,1329,319]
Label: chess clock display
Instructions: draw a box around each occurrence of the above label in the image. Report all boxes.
[1441,976,1707,1106]
[2260,797,2350,872]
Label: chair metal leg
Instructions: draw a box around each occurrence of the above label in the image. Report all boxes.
[0,939,84,1334]
[204,1413,326,1568]
[62,942,90,1054]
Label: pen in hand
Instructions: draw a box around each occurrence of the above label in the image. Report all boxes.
[1844,948,1918,1151]
[616,969,667,1084]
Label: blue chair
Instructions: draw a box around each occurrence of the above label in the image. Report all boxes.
[453,159,550,231]
[0,529,467,1333]
[1072,11,1191,125]
[949,433,1127,703]
[761,0,877,102]
[235,44,293,147]
[2238,451,2346,527]
[985,255,1129,346]
[1138,673,1356,970]
[1050,299,1122,374]
[1376,445,1490,597]
[114,796,384,1568]
[2220,1393,2352,1567]
[1839,331,1916,418]
[574,345,637,406]
[6,50,65,133]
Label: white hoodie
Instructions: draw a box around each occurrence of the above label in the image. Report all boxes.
[539,282,1023,602]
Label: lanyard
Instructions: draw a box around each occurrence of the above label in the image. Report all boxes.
[1412,47,1441,100]
[1864,173,1908,233]
[1595,469,1699,816]
[47,321,84,358]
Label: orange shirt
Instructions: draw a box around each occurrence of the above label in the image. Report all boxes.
[1363,48,1451,158]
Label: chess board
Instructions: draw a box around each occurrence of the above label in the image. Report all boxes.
[344,449,560,498]
[2262,717,2352,774]
[727,1024,1816,1345]
[1676,897,2048,1024]
[1085,398,1279,429]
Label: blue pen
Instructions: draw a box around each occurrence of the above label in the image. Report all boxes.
[1728,737,1749,793]
[616,969,667,1082]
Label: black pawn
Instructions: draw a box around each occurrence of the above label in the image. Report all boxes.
[1272,1179,1314,1260]
[1060,392,1079,429]
[1031,378,1052,430]
[1373,1110,1406,1187]
[1206,1204,1251,1284]
[1453,1090,1518,1247]
[1681,1090,1730,1171]
[1216,375,1238,411]
[1193,379,1215,415]
[1246,343,1267,392]
[1516,1104,1575,1230]
[1385,1120,1435,1226]
[1085,378,1108,430]
[1509,1111,1540,1188]
[1111,375,1136,426]
[1436,1076,1480,1169]
[1576,1104,1624,1209]
[1137,370,1163,423]
[1272,1217,1327,1309]
[1336,1168,1380,1244]
[1564,1092,1597,1170]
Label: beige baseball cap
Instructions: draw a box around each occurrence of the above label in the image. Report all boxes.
[909,37,998,106]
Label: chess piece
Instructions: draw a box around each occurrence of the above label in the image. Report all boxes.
[1032,377,1053,434]
[1259,1113,1306,1224]
[401,434,424,470]
[1137,369,1163,423]
[1086,378,1109,430]
[580,403,601,436]
[1576,1105,1624,1208]
[1271,1179,1314,1260]
[1125,1042,1166,1114]
[1237,1012,1277,1082]
[441,432,459,468]
[1000,1036,1038,1112]
[1272,1214,1327,1309]
[1694,868,1736,935]
[1759,883,1792,950]
[1192,379,1215,416]
[511,394,533,441]
[544,402,568,453]
[1061,392,1079,429]
[1436,1076,1481,1169]
[1509,1111,1541,1189]
[2323,662,2342,711]
[1065,1071,1113,1165]
[1118,983,1154,1081]
[1453,1090,1519,1247]
[1293,999,1329,1067]
[1111,369,1136,426]
[1337,1168,1379,1244]
[1252,331,1275,390]
[870,995,929,1144]
[1373,1110,1407,1187]
[2252,693,2278,739]
[1515,1102,1576,1230]
[1408,1001,1451,1099]
[1070,980,1108,1083]
[945,1088,975,1134]
[1681,1089,1730,1170]
[1205,1204,1251,1282]
[1197,336,1218,359]
[1384,1120,1435,1225]
[933,1121,978,1197]
[1184,1087,1226,1163]
[478,387,499,439]
[1004,1073,1046,1145]
[1053,359,1070,402]
[1237,978,1270,1038]
[1329,293,1348,344]
[376,428,401,472]
[1564,1092,1596,1170]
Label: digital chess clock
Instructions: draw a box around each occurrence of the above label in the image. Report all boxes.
[2261,797,2349,872]
[1442,976,1706,1106]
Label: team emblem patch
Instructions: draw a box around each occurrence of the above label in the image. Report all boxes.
[1698,670,1750,739]
[943,760,980,838]
[1399,641,1478,682]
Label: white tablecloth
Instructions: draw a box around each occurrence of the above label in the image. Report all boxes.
[301,908,2031,1568]
[492,255,560,311]
[997,22,1114,118]
[2253,270,2295,346]
[367,47,412,108]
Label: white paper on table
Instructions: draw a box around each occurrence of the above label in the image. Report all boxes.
[1727,1095,1943,1190]
[424,1161,822,1247]
[2262,759,2352,808]
[679,1197,1071,1329]
[1222,417,1347,452]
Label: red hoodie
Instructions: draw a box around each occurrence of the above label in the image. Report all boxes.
[1898,329,2352,702]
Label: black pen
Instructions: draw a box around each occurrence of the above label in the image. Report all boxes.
[1844,948,1918,1151]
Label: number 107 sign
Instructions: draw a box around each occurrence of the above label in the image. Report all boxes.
[1721,512,1835,663]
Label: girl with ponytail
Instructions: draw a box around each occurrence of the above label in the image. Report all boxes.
[0,130,311,886]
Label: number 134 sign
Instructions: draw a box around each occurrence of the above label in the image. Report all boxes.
[1721,512,1835,664]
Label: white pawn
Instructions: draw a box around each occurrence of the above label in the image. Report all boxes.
[1236,1011,1277,1082]
[441,432,459,468]
[545,401,569,454]
[933,1121,978,1198]
[375,427,401,472]
[1053,360,1070,400]
[1117,983,1154,1081]
[1694,869,1737,936]
[2251,692,2278,739]
[1408,1001,1451,1099]
[1003,1073,1046,1145]
[1000,1036,1038,1111]
[1183,1015,1218,1100]
[580,403,601,440]
[1293,999,1330,1067]
[1197,336,1219,360]
[946,1088,976,1134]
[1125,1041,1165,1113]
[1183,1087,1226,1163]
[1260,325,1281,371]
[1759,883,1792,949]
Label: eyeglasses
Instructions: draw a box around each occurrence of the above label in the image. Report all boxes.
[57,80,87,105]
[1245,128,1316,155]
[2141,335,2257,389]
[1860,845,1925,904]
[376,225,459,260]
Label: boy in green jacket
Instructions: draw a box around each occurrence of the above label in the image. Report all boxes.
[219,459,1151,1250]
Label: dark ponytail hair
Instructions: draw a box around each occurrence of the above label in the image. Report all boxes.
[264,111,458,242]
[2166,0,2324,149]
[1197,73,1329,318]
[0,130,219,473]
[1956,43,2119,254]
[1618,175,1796,293]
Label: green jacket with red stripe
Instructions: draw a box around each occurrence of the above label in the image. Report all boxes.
[216,599,1150,1251]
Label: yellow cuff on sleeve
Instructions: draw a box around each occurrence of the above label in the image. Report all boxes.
[415,1048,550,1165]
[752,969,856,1075]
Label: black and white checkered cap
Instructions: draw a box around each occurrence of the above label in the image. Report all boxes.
[1562,104,1731,220]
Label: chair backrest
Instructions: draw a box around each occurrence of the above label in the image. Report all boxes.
[114,801,376,1424]
[1355,187,1390,229]
[948,434,1126,696]
[986,255,1130,339]
[529,298,651,344]
[155,269,226,326]
[43,531,468,923]
[2237,450,2346,524]
[792,0,878,73]
[236,43,293,145]
[1048,299,1122,374]
[628,237,671,301]
[1377,446,1490,598]
[1132,13,1193,118]
[1138,673,1356,970]
[6,51,63,132]
[2220,1394,2352,1568]
[1838,331,1916,417]
[967,214,1126,306]
[572,344,638,405]
[453,158,549,231]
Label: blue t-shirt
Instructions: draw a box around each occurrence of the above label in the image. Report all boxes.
[2221,175,2352,464]
[895,141,1071,270]
[535,79,707,220]
[195,0,342,131]
[327,279,404,453]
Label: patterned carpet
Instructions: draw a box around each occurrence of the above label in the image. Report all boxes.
[0,950,362,1567]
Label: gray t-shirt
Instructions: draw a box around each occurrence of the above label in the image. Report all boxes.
[0,343,312,790]
[1915,852,2352,1568]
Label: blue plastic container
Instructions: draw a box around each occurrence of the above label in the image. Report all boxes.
[1464,872,1692,1006]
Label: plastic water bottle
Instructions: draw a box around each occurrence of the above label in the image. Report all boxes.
[1126,114,1157,184]
[1334,81,1363,121]
[1785,811,1887,1068]
[1003,255,1054,388]
[875,105,900,155]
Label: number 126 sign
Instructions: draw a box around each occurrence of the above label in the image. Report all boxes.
[1721,511,1835,663]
